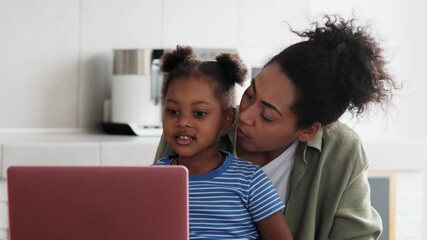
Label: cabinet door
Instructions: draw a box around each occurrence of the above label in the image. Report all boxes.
[101,137,161,166]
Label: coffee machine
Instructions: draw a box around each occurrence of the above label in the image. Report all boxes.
[102,49,164,136]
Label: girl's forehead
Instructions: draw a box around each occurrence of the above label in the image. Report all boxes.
[172,75,210,86]
[165,77,225,108]
[168,76,217,95]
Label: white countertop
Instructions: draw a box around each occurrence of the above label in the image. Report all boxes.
[0,129,161,144]
[0,129,162,179]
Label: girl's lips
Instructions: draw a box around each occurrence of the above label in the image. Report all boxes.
[236,126,248,138]
[175,135,193,145]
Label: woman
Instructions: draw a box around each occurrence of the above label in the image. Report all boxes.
[155,15,398,239]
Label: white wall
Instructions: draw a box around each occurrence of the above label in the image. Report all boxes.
[308,0,427,141]
[0,0,81,128]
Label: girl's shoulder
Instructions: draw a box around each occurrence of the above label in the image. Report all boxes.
[154,155,176,165]
[222,151,261,171]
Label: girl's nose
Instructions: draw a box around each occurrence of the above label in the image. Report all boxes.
[177,115,192,128]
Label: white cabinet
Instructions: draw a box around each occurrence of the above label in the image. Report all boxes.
[0,133,161,179]
[101,141,159,166]
[1,143,100,178]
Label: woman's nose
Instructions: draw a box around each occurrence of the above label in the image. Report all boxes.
[239,104,255,126]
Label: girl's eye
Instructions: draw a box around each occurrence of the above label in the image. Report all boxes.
[165,109,179,115]
[194,111,207,117]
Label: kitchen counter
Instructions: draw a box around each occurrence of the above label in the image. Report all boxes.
[0,131,426,240]
[0,130,162,179]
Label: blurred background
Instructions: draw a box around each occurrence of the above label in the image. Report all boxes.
[0,0,425,239]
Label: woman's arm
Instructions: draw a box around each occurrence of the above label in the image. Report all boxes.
[328,140,382,239]
[328,165,382,239]
[153,134,179,163]
[255,211,293,240]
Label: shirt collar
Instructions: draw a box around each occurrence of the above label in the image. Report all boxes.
[306,127,323,152]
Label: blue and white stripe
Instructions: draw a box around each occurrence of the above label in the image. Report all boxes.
[156,151,285,239]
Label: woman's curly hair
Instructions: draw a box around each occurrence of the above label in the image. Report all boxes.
[269,15,398,128]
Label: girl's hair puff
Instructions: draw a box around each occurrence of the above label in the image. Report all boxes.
[161,46,197,73]
[161,45,248,110]
[160,46,199,104]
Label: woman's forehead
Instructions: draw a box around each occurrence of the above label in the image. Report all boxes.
[253,64,295,108]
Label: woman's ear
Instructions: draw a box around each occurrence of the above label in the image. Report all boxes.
[297,122,321,142]
[223,107,236,129]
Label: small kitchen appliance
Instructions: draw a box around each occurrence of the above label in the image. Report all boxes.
[102,48,164,136]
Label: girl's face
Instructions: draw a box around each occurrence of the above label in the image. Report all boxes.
[238,63,305,158]
[162,76,233,159]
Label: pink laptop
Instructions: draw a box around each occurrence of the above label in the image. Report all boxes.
[7,166,189,240]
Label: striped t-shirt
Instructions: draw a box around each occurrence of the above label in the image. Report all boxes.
[156,151,285,239]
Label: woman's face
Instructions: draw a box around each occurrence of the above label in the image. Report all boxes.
[238,63,304,158]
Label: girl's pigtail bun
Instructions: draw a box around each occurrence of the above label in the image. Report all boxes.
[161,45,196,73]
[216,53,248,86]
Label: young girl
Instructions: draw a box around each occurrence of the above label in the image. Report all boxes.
[155,46,292,240]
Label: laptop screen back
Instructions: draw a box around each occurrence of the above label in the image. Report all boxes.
[7,166,188,240]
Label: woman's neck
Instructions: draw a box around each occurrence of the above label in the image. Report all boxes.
[235,143,266,167]
[235,141,291,167]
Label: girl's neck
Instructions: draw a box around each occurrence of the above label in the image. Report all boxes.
[176,151,224,175]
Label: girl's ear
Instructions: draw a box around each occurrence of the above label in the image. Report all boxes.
[297,122,321,142]
[223,107,236,129]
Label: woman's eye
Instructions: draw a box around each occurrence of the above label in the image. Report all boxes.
[261,114,273,123]
[194,111,207,117]
[245,90,254,99]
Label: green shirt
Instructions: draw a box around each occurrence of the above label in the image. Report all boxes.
[154,115,382,239]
